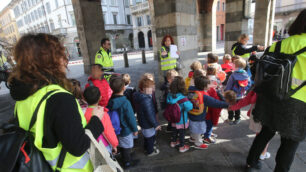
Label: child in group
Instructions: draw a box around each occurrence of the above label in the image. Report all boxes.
[167,76,193,153]
[133,78,161,156]
[206,67,221,91]
[204,53,222,72]
[122,73,136,111]
[85,64,112,107]
[70,79,87,112]
[225,57,251,125]
[160,69,179,133]
[185,61,202,90]
[83,86,118,154]
[107,77,139,169]
[188,76,229,148]
[188,69,206,88]
[221,54,234,86]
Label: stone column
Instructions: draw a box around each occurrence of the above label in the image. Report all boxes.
[72,0,106,74]
[144,28,149,50]
[253,0,276,47]
[224,0,249,54]
[197,0,217,52]
[153,0,198,83]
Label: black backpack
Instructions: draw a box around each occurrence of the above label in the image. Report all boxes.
[0,90,66,172]
[254,41,306,101]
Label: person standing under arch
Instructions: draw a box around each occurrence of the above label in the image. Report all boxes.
[160,35,180,78]
[231,34,265,59]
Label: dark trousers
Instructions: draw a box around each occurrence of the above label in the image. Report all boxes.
[144,135,155,154]
[121,148,132,164]
[204,119,213,138]
[228,109,241,120]
[247,126,300,172]
[167,122,173,131]
[172,129,185,147]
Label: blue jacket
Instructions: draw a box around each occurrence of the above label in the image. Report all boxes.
[166,93,193,125]
[188,86,228,121]
[225,69,251,99]
[107,95,138,137]
[133,91,158,129]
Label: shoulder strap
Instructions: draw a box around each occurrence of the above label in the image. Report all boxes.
[275,41,282,54]
[55,148,67,172]
[28,90,58,130]
[293,47,306,56]
[177,97,188,104]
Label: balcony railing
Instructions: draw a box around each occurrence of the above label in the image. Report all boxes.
[52,28,67,36]
[275,2,306,14]
[130,1,149,14]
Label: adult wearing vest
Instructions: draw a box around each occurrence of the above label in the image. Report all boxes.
[95,38,114,81]
[246,10,306,172]
[160,35,179,76]
[231,34,265,59]
[9,33,104,172]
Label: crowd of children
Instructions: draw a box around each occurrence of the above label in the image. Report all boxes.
[68,52,270,169]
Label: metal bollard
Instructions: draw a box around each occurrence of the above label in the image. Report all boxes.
[124,51,129,68]
[142,50,146,64]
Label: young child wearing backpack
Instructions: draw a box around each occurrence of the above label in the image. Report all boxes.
[107,77,139,169]
[188,76,229,149]
[225,57,251,125]
[133,78,161,156]
[160,69,179,133]
[221,54,234,86]
[166,76,193,153]
[83,86,118,154]
[185,61,202,90]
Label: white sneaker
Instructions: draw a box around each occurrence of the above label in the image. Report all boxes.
[260,152,271,160]
[147,148,160,157]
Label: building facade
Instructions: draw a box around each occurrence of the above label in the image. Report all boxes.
[274,0,306,37]
[0,4,20,45]
[216,0,226,41]
[130,0,153,50]
[8,0,132,59]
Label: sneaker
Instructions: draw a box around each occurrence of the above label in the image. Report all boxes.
[124,159,140,169]
[203,137,216,144]
[194,144,208,150]
[211,133,218,138]
[226,119,234,125]
[189,137,195,143]
[147,148,160,157]
[170,141,180,148]
[233,119,241,125]
[179,145,190,153]
[260,152,271,160]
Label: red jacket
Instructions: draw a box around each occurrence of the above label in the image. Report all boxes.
[230,90,257,117]
[85,77,112,107]
[221,63,234,73]
[206,88,222,126]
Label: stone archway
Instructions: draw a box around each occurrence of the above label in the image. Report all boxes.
[138,31,145,48]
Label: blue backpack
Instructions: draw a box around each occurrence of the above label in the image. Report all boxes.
[108,110,121,135]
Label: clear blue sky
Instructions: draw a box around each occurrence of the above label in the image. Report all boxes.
[0,0,12,12]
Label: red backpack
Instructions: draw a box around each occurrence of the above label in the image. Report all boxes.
[163,98,189,123]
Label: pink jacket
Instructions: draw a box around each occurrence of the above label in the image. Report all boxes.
[230,90,257,117]
[85,107,118,148]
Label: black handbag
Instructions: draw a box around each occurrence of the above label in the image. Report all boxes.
[0,90,66,172]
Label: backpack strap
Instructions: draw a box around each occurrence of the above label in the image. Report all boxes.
[177,98,188,104]
[293,47,306,56]
[29,90,58,130]
[275,41,282,54]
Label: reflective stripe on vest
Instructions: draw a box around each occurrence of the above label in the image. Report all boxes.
[160,46,177,71]
[95,47,114,68]
[292,77,305,87]
[232,46,250,58]
[16,85,93,172]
